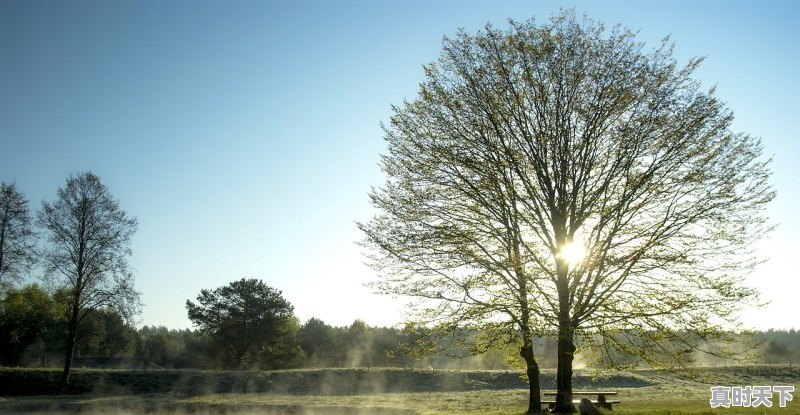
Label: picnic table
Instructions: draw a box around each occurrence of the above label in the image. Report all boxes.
[542,391,620,410]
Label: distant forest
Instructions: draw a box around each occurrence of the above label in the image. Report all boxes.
[2,283,798,371]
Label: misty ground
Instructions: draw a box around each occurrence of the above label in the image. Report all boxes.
[1,366,798,414]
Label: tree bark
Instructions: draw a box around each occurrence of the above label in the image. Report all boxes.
[520,342,542,414]
[553,320,576,413]
[553,248,576,414]
[61,318,78,391]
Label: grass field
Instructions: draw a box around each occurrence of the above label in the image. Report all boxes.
[0,366,798,414]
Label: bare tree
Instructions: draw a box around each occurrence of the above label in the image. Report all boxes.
[38,172,140,389]
[360,12,773,413]
[0,182,36,289]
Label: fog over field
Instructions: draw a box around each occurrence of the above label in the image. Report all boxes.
[0,366,798,414]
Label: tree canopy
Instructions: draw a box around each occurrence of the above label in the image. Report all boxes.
[186,278,300,369]
[0,182,36,289]
[360,11,773,413]
[0,284,60,366]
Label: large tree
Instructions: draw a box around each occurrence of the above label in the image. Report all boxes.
[186,278,301,369]
[38,172,140,389]
[0,182,36,289]
[360,12,773,413]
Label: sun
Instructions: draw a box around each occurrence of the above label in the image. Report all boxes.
[558,241,586,267]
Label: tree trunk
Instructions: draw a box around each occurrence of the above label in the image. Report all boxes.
[520,342,542,414]
[552,239,576,414]
[553,320,576,413]
[61,320,78,391]
[0,213,7,284]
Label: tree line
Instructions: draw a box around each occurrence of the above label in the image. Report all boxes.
[0,282,501,370]
[3,281,797,372]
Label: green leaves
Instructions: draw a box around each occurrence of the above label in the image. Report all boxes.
[361,10,773,373]
[185,278,297,370]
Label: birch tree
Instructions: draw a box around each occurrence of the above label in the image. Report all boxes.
[38,172,140,389]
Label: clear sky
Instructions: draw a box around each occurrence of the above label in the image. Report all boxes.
[1,1,798,330]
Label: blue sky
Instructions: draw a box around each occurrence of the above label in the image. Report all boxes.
[1,1,798,330]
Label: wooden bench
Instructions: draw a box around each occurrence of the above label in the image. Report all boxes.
[542,391,620,410]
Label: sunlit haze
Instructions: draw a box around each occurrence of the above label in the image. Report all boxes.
[559,242,587,268]
[1,1,798,331]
